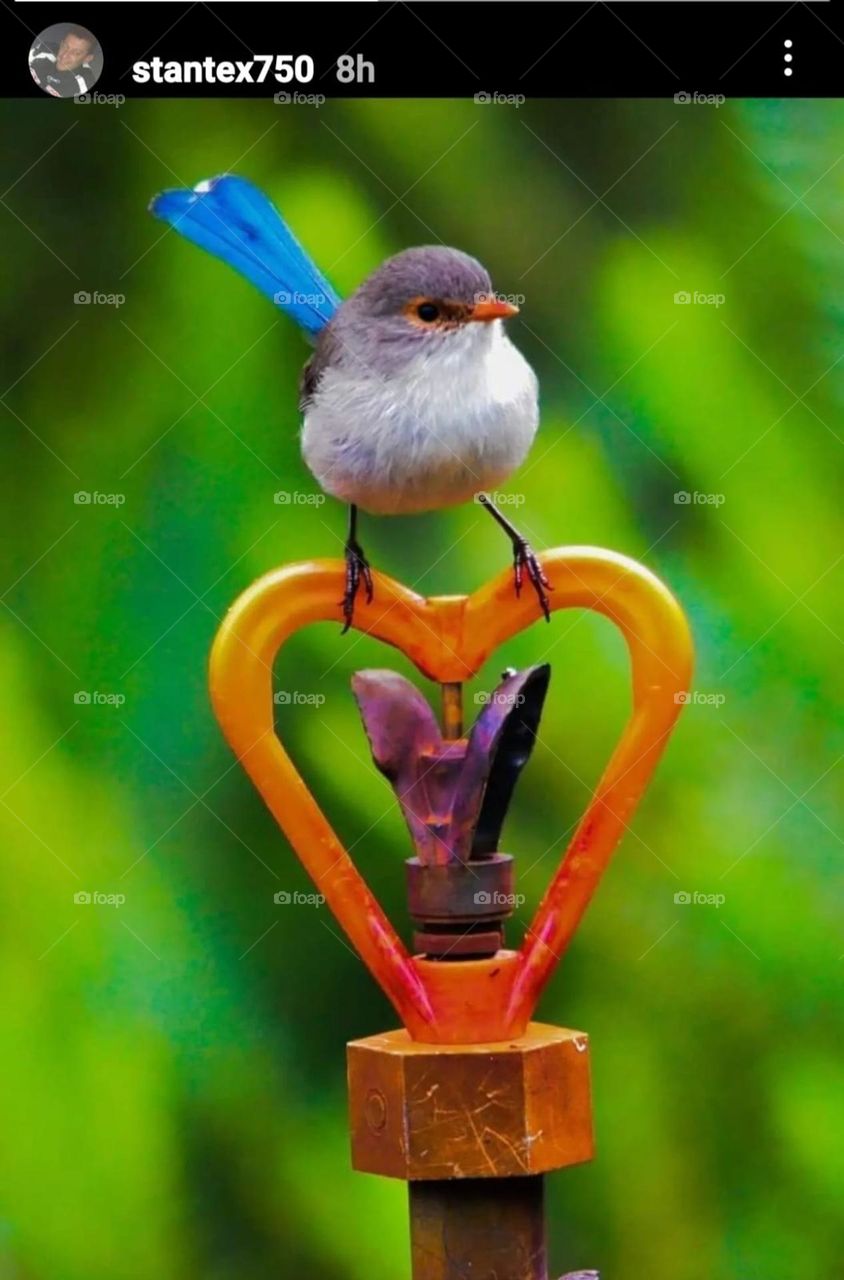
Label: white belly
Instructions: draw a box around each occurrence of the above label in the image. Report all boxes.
[301,323,539,515]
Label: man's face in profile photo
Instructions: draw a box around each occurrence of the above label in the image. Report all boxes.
[29,23,100,97]
[56,31,93,72]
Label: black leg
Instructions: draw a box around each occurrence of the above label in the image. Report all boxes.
[341,504,374,634]
[478,493,552,622]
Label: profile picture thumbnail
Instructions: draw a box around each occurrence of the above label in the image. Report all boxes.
[29,23,102,99]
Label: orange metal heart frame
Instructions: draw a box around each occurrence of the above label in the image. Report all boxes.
[209,548,693,1045]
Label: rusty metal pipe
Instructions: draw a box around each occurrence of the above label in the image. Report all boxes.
[441,681,463,739]
[409,1176,547,1280]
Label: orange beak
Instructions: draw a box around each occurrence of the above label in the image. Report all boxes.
[470,297,520,322]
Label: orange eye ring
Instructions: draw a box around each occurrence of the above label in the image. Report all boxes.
[403,296,470,329]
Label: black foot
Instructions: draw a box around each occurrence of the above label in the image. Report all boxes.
[341,538,373,634]
[513,537,552,622]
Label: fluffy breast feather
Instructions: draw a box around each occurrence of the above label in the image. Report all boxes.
[301,323,539,515]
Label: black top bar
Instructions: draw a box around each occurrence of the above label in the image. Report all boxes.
[7,3,839,98]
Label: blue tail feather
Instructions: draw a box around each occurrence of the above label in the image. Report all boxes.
[150,175,340,337]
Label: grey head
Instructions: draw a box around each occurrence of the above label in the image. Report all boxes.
[302,246,520,394]
[352,245,492,322]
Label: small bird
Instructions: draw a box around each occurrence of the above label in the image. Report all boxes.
[151,175,550,630]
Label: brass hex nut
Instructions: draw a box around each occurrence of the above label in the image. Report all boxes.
[347,1022,593,1181]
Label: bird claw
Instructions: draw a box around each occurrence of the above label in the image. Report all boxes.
[341,539,374,634]
[512,537,552,622]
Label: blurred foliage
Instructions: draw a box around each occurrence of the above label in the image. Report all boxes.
[0,97,842,1280]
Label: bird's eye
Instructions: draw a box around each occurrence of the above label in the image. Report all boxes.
[416,302,440,323]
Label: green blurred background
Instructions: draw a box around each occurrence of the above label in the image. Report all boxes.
[1,97,842,1280]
